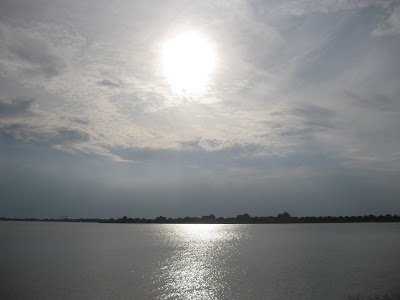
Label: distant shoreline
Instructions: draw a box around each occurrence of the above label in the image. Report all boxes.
[1,213,399,224]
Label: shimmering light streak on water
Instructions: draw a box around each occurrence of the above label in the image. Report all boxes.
[146,224,250,299]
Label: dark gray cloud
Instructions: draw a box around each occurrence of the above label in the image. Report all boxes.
[98,79,120,87]
[70,117,90,125]
[8,36,65,78]
[0,123,29,140]
[279,127,321,137]
[51,128,90,144]
[179,139,230,151]
[180,140,203,151]
[345,91,398,112]
[0,98,34,117]
[0,123,89,148]
[293,104,337,129]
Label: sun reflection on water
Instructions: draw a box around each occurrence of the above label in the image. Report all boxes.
[146,224,247,299]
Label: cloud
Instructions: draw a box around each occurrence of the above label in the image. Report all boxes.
[0,0,397,172]
[267,0,392,16]
[8,35,65,78]
[68,117,90,125]
[97,79,120,87]
[292,105,337,129]
[345,91,398,112]
[372,5,400,36]
[52,128,90,143]
[0,22,67,80]
[0,123,88,145]
[0,98,34,117]
[0,123,29,140]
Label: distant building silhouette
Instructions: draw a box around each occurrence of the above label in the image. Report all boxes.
[277,212,291,222]
[202,214,216,221]
[277,212,290,218]
[237,214,251,221]
[155,216,166,222]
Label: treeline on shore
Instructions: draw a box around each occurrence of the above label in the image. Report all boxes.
[1,213,400,224]
[346,288,400,300]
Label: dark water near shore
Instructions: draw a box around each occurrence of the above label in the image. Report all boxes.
[1,222,399,299]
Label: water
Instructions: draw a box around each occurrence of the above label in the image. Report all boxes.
[1,222,399,299]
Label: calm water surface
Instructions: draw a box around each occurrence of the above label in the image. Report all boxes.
[1,222,399,299]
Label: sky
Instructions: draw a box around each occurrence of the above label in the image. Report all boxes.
[1,0,400,219]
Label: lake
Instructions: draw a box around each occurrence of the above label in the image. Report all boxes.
[1,222,399,299]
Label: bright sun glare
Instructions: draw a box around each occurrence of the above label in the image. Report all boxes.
[162,31,216,97]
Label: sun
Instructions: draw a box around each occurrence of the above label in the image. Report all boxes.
[162,30,216,97]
